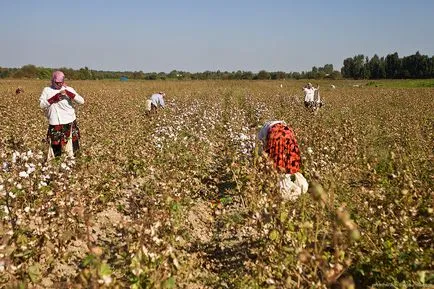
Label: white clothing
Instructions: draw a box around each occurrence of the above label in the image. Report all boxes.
[39,86,84,125]
[258,120,285,145]
[150,93,165,108]
[303,87,317,102]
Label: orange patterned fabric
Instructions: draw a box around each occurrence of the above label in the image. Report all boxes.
[266,123,301,174]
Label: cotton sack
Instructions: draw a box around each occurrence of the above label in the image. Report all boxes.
[46,143,55,162]
[145,99,152,112]
[279,172,309,201]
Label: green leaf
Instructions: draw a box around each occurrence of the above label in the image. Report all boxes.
[99,262,112,277]
[28,263,42,283]
[163,276,176,289]
[280,210,288,223]
[81,254,96,267]
[269,229,280,241]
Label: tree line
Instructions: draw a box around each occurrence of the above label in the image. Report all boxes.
[1,52,432,80]
[342,51,434,79]
[0,64,340,81]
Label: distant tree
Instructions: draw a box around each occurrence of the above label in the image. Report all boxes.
[368,54,386,79]
[401,51,430,78]
[270,71,286,80]
[241,71,253,80]
[329,70,342,80]
[362,56,371,79]
[431,56,434,77]
[322,64,334,75]
[146,72,158,80]
[341,57,354,78]
[157,72,167,80]
[167,70,178,79]
[341,55,366,79]
[354,55,367,79]
[37,68,52,79]
[385,52,401,78]
[78,67,93,80]
[131,71,145,79]
[0,67,10,78]
[304,71,315,79]
[14,64,38,78]
[256,70,270,80]
[292,72,301,79]
[182,71,192,80]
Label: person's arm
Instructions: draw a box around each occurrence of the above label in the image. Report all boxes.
[159,95,165,107]
[258,123,272,146]
[40,88,62,109]
[64,87,84,104]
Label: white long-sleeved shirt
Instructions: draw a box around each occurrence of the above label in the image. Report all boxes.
[303,87,317,102]
[39,86,84,125]
[150,93,165,107]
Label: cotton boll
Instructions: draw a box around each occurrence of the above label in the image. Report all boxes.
[19,171,29,178]
[2,162,9,171]
[12,152,18,163]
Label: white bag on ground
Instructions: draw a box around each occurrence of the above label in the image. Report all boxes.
[279,172,309,200]
[293,172,309,194]
[145,99,152,112]
[65,123,74,158]
[65,137,74,158]
[46,143,55,162]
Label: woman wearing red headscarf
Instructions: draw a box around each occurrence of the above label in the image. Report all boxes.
[258,120,308,200]
[39,71,84,158]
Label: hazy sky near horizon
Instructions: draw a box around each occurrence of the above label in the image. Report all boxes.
[1,0,433,73]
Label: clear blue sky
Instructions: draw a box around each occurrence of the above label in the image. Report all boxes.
[1,0,433,73]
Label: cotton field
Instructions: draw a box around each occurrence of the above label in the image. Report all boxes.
[0,79,433,288]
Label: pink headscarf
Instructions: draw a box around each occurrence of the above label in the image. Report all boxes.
[51,71,65,89]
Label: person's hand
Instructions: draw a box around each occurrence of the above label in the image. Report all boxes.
[60,89,67,96]
[47,93,62,104]
[64,89,76,99]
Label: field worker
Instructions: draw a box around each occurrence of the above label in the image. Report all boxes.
[15,88,24,95]
[39,71,84,159]
[303,83,319,109]
[258,120,308,200]
[146,91,165,114]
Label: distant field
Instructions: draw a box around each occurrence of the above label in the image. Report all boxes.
[364,78,434,88]
[0,79,433,288]
[299,78,434,88]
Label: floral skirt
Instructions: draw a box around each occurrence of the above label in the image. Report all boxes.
[46,120,80,146]
[266,123,301,174]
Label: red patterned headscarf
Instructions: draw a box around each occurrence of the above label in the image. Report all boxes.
[51,71,65,89]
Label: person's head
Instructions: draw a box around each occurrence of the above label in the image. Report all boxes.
[15,88,24,95]
[51,71,65,89]
[307,83,312,89]
[159,91,166,97]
